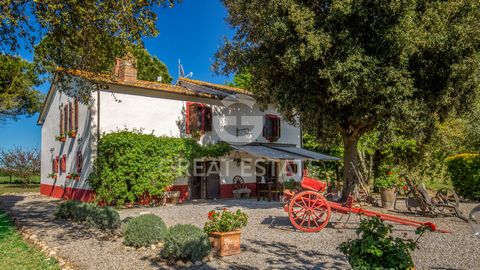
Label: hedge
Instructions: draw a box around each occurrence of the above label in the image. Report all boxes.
[89,131,230,206]
[445,153,480,200]
[54,200,121,231]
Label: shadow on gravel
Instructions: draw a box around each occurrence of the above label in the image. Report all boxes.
[0,195,111,244]
[242,239,347,270]
[184,198,284,210]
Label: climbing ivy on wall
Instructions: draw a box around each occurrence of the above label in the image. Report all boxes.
[88,131,230,205]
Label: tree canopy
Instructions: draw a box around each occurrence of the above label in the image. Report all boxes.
[0,54,43,122]
[215,0,480,198]
[0,0,177,120]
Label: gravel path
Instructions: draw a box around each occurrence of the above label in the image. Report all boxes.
[0,193,479,270]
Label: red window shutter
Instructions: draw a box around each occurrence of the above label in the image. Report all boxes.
[275,116,281,138]
[187,103,204,134]
[204,106,212,132]
[64,105,68,134]
[60,106,64,134]
[74,99,79,129]
[53,156,59,172]
[186,102,192,134]
[264,115,281,142]
[68,102,73,131]
[76,151,83,174]
[61,154,67,173]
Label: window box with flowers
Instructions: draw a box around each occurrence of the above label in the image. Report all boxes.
[47,173,57,180]
[204,208,248,256]
[55,134,66,142]
[67,130,77,138]
[66,172,80,181]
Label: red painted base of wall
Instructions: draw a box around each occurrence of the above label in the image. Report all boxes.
[219,183,257,199]
[40,184,94,202]
[40,183,257,202]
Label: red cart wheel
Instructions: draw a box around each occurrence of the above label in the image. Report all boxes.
[288,190,331,232]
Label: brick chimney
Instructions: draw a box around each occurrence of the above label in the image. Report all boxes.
[113,53,137,82]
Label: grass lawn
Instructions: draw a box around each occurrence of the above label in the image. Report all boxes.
[0,184,40,195]
[0,210,60,270]
[0,175,40,184]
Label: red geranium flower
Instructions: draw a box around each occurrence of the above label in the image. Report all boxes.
[208,210,215,220]
[387,171,393,175]
[403,185,409,191]
[223,207,227,211]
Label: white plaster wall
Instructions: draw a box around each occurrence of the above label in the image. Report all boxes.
[40,84,95,191]
[100,85,301,146]
[98,88,185,137]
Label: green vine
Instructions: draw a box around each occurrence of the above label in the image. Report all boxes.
[89,131,230,206]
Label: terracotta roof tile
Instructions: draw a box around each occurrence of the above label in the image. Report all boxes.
[60,69,215,98]
[178,77,252,95]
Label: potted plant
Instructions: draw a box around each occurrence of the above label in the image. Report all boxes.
[204,208,248,256]
[339,216,431,269]
[67,130,77,138]
[375,165,400,210]
[48,173,57,180]
[55,134,66,142]
[66,172,80,180]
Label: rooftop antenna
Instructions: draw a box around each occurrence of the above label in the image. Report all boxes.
[178,59,193,79]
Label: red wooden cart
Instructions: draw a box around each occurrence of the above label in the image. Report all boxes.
[282,173,444,233]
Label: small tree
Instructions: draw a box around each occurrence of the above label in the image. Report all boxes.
[0,147,40,185]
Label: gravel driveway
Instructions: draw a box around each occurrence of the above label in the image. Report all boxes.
[0,193,479,270]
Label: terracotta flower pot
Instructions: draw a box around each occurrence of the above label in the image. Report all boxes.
[208,231,241,256]
[380,187,396,210]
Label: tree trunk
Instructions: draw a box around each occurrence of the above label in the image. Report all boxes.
[341,134,360,201]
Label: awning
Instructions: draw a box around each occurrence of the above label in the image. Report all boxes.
[231,144,340,161]
[231,145,308,160]
[269,146,340,161]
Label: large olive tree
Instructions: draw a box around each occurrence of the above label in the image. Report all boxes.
[214,0,480,199]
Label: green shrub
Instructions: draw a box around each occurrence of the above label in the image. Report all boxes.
[445,153,480,200]
[89,131,230,206]
[161,224,210,262]
[123,214,167,247]
[54,200,121,231]
[339,217,430,270]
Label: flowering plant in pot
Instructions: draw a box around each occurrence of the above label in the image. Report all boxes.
[55,134,66,142]
[48,173,57,180]
[66,172,80,180]
[67,130,77,138]
[375,165,401,210]
[204,208,248,256]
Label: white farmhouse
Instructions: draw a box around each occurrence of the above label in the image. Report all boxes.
[37,57,338,202]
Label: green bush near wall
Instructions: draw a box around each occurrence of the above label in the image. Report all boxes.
[445,153,480,200]
[54,200,121,231]
[89,131,230,206]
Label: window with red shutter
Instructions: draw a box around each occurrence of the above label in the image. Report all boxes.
[264,114,281,142]
[186,102,212,134]
[53,156,59,172]
[74,99,79,130]
[61,154,67,173]
[76,151,83,174]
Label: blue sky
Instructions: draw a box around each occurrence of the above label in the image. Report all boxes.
[0,0,234,150]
